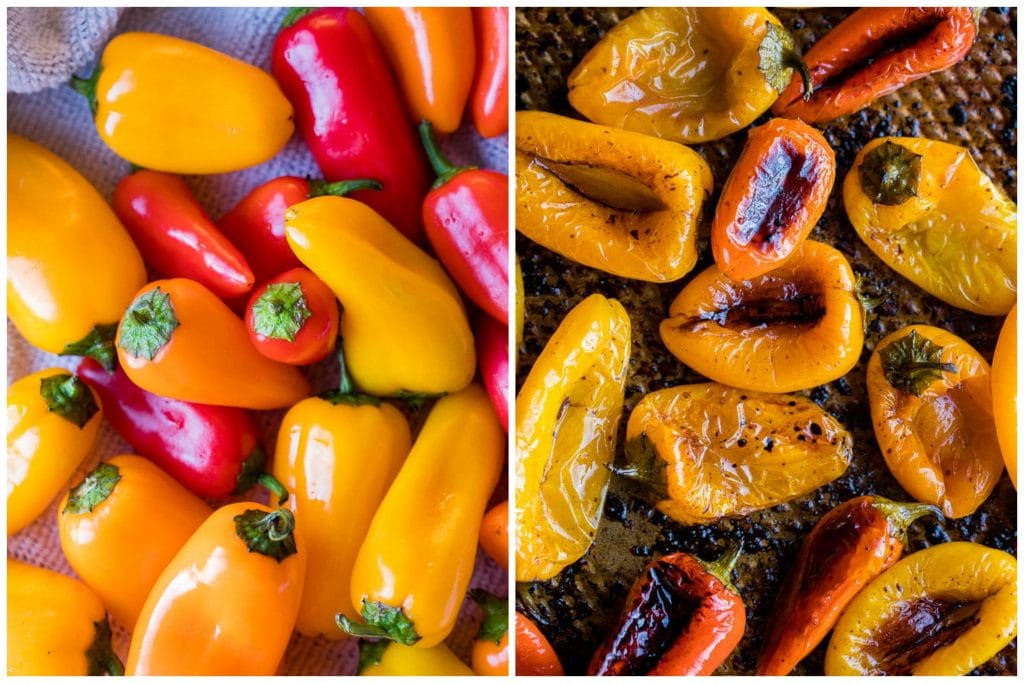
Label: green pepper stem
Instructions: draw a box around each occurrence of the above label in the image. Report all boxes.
[39,374,99,429]
[872,497,941,544]
[701,542,743,595]
[257,473,289,506]
[65,463,121,515]
[233,508,297,562]
[336,615,393,640]
[419,120,475,189]
[469,589,510,643]
[61,323,119,372]
[69,65,100,116]
[307,178,383,198]
[86,618,124,676]
[281,7,314,28]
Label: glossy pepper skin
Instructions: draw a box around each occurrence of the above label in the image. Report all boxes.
[343,384,504,648]
[479,500,509,571]
[115,278,310,409]
[7,134,146,369]
[7,560,122,675]
[57,455,211,628]
[826,542,1017,675]
[516,111,713,282]
[476,315,510,432]
[991,305,1017,487]
[285,196,475,396]
[470,7,509,138]
[844,137,1016,316]
[358,641,473,676]
[774,8,977,123]
[712,118,836,281]
[8,368,102,536]
[72,32,293,174]
[364,8,475,134]
[245,267,339,366]
[516,612,564,676]
[516,294,631,582]
[515,258,525,346]
[868,325,1003,518]
[272,8,428,241]
[471,590,510,676]
[421,122,509,325]
[127,502,306,675]
[757,496,938,675]
[660,240,863,393]
[589,546,745,675]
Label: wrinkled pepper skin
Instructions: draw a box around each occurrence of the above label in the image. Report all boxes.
[516,612,565,676]
[7,368,102,536]
[623,384,852,525]
[660,240,863,393]
[757,496,938,675]
[7,559,122,675]
[285,196,475,396]
[7,133,146,367]
[844,137,1017,316]
[115,278,310,409]
[359,641,473,676]
[712,118,836,281]
[826,542,1017,676]
[74,32,293,174]
[245,267,339,366]
[57,455,211,628]
[127,502,306,675]
[476,315,510,432]
[274,392,411,638]
[774,8,977,123]
[991,305,1017,487]
[470,7,509,138]
[868,325,1003,518]
[273,8,428,241]
[516,294,631,582]
[346,384,504,648]
[516,111,713,282]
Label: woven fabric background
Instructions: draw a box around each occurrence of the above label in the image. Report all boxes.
[7,7,509,674]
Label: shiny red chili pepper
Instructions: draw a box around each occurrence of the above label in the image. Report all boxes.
[470,7,509,138]
[76,358,284,502]
[272,8,429,242]
[420,121,508,325]
[588,545,745,676]
[245,267,339,366]
[111,170,255,299]
[475,315,509,432]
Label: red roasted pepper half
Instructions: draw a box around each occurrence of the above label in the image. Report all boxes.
[588,545,745,676]
[470,7,510,138]
[420,121,508,325]
[272,8,429,242]
[475,315,509,432]
[245,267,339,366]
[111,170,255,299]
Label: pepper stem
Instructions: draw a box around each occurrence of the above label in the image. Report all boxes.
[86,618,124,676]
[880,329,956,396]
[872,496,941,544]
[701,542,743,594]
[117,287,179,361]
[281,7,314,28]
[69,64,101,116]
[320,346,381,407]
[251,281,311,342]
[233,508,297,562]
[419,120,475,189]
[337,601,421,645]
[470,589,509,644]
[307,178,383,198]
[65,463,121,515]
[61,323,119,371]
[356,640,390,675]
[257,472,289,506]
[788,53,814,102]
[40,373,99,429]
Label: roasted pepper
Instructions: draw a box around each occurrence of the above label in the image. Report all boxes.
[758,496,938,675]
[992,305,1017,487]
[516,111,713,282]
[126,502,305,675]
[479,500,509,571]
[72,32,293,174]
[477,315,510,432]
[471,590,510,676]
[515,258,525,346]
[273,8,429,241]
[825,542,1017,675]
[470,7,509,138]
[844,137,1017,315]
[7,559,122,675]
[245,267,339,366]
[274,351,411,639]
[285,196,475,396]
[342,384,504,648]
[115,278,310,409]
[516,294,631,582]
[8,133,146,369]
[568,8,810,143]
[57,455,211,628]
[712,118,836,281]
[589,545,745,675]
[357,641,473,676]
[8,368,102,536]
[661,240,863,392]
[773,8,977,123]
[516,612,564,676]
[868,325,1003,518]
[621,383,852,525]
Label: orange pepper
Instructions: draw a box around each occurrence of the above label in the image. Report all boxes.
[515,612,564,676]
[364,8,475,134]
[991,305,1017,487]
[479,500,509,571]
[471,590,509,676]
[115,278,310,409]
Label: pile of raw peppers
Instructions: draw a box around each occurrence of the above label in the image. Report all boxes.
[8,8,511,677]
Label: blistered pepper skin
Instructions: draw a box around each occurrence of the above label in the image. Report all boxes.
[516,294,631,582]
[991,305,1017,487]
[844,137,1016,316]
[660,240,863,393]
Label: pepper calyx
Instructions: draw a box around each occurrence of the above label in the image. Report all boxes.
[86,618,124,676]
[69,64,101,116]
[419,120,475,189]
[700,542,743,595]
[613,433,669,499]
[307,178,382,198]
[470,589,510,644]
[356,640,390,675]
[758,22,813,99]
[872,496,941,544]
[61,323,119,371]
[233,447,267,496]
[281,7,314,29]
[40,373,99,429]
[337,601,421,646]
[859,141,923,206]
[117,287,179,361]
[233,508,298,562]
[252,281,311,342]
[880,329,957,396]
[65,463,121,515]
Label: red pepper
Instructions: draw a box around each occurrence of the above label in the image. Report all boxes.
[76,358,285,502]
[245,267,339,366]
[588,545,745,676]
[475,315,509,432]
[272,8,429,242]
[470,7,509,138]
[111,170,255,299]
[420,122,508,325]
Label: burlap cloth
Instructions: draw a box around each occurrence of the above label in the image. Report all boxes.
[7,7,509,674]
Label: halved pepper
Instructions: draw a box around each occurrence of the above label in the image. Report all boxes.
[516,294,631,582]
[516,111,712,282]
[991,305,1017,487]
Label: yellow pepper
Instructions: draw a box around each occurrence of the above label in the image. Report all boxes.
[516,111,712,282]
[7,559,123,675]
[7,133,146,367]
[991,305,1017,487]
[516,294,631,582]
[7,368,102,536]
[343,384,504,648]
[285,196,475,396]
[826,542,1017,675]
[357,641,473,676]
[71,32,294,174]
